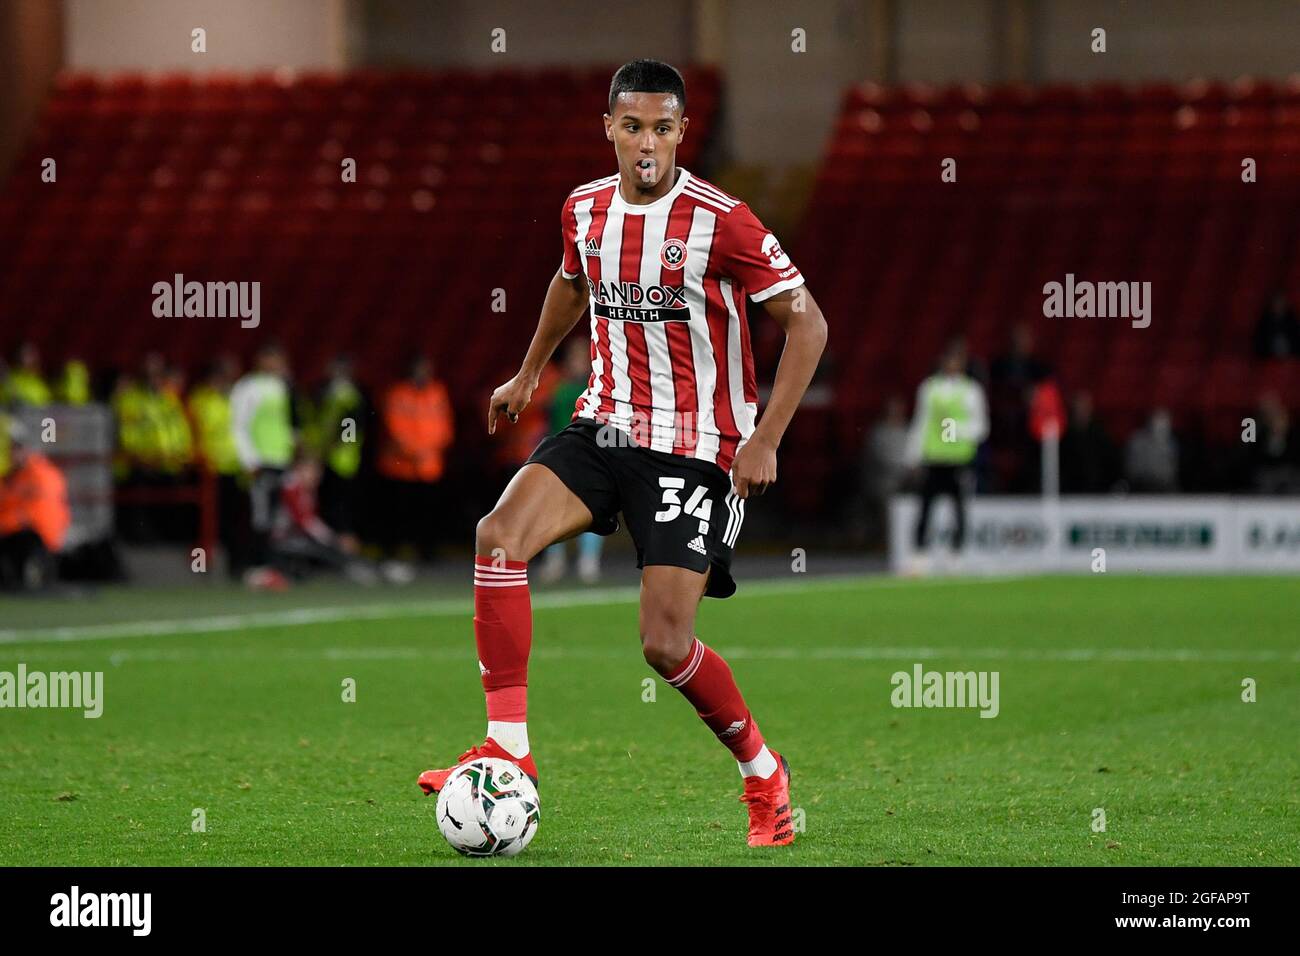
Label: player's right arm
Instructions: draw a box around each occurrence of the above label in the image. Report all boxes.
[487,267,587,434]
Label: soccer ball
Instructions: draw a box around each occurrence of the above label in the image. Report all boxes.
[434,757,540,857]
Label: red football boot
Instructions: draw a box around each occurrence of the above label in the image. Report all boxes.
[417,737,539,795]
[739,751,794,847]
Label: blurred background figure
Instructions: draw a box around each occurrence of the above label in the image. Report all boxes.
[111,352,194,541]
[0,420,69,591]
[1247,392,1300,494]
[1060,391,1119,494]
[231,342,294,590]
[854,393,911,549]
[154,361,196,538]
[308,354,366,551]
[539,337,604,583]
[376,354,454,561]
[1253,291,1300,360]
[271,449,410,586]
[4,342,51,406]
[989,322,1050,493]
[55,357,91,405]
[906,338,988,571]
[1124,408,1180,493]
[188,354,245,578]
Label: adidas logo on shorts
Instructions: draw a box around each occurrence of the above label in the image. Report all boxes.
[687,535,707,556]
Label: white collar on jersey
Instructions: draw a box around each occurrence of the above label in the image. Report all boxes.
[610,167,693,215]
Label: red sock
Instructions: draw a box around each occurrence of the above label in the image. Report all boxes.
[473,555,530,722]
[663,637,765,762]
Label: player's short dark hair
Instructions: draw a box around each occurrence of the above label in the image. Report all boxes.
[608,59,686,115]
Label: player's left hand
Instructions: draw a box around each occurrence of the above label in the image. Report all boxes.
[730,434,778,499]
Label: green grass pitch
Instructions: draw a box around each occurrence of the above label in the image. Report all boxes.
[1,575,1296,866]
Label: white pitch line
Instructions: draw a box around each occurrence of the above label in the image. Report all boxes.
[0,574,1011,645]
[14,643,1298,666]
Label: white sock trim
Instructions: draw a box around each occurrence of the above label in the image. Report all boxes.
[738,745,777,779]
[487,721,529,759]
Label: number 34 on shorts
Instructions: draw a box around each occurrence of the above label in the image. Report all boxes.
[653,477,714,532]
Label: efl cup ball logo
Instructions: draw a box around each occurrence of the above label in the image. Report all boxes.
[660,238,688,270]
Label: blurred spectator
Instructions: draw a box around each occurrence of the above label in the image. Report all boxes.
[907,339,988,563]
[271,450,411,585]
[0,408,9,477]
[231,343,295,590]
[540,338,604,583]
[377,354,455,559]
[1248,392,1300,494]
[1253,291,1300,359]
[55,358,91,405]
[854,394,910,547]
[1060,392,1118,493]
[991,323,1050,391]
[495,360,557,473]
[0,421,69,591]
[115,355,195,540]
[110,357,167,539]
[155,363,195,475]
[188,355,245,578]
[1124,408,1180,492]
[4,342,52,406]
[310,355,366,545]
[989,322,1049,492]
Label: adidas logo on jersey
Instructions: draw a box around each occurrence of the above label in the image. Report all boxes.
[584,238,601,257]
[687,535,707,556]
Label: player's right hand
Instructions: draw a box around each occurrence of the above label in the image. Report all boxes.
[487,373,536,434]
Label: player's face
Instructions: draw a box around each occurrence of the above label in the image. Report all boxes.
[604,92,688,190]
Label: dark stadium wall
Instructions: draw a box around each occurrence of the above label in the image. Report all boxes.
[0,0,62,178]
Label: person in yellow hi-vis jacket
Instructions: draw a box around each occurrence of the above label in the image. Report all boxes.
[313,355,366,544]
[4,343,52,406]
[55,359,91,405]
[188,355,245,578]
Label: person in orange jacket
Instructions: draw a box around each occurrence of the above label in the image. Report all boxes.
[377,355,455,558]
[0,423,70,590]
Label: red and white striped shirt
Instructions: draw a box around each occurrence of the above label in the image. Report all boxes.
[560,168,804,474]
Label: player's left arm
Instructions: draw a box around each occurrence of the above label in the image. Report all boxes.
[731,287,828,499]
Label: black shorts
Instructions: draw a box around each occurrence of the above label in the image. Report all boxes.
[525,418,744,599]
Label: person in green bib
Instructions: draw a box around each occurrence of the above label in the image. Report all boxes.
[905,338,988,563]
